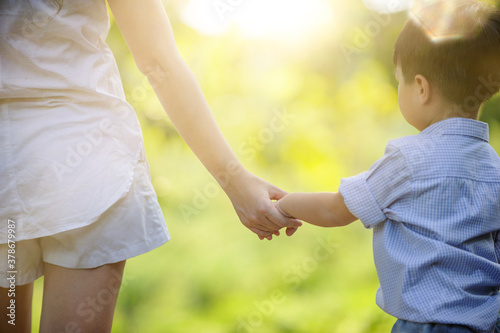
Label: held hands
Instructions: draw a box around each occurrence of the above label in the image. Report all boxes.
[224,170,302,240]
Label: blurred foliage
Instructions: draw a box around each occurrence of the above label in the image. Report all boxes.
[30,0,499,332]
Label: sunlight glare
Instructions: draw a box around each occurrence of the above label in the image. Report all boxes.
[181,0,334,41]
[361,0,414,13]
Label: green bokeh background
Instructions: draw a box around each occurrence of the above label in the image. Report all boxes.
[30,0,500,332]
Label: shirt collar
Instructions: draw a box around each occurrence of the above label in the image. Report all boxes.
[420,117,489,143]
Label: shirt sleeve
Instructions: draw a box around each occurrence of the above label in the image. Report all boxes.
[338,143,412,229]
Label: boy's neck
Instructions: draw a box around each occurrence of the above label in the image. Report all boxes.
[420,103,479,131]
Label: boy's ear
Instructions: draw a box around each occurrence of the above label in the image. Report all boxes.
[414,74,432,105]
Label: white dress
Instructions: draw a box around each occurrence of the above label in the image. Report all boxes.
[0,0,171,246]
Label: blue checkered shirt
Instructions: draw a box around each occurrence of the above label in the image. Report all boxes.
[339,118,500,332]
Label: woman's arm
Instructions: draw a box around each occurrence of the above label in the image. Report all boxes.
[107,0,302,239]
[276,192,357,228]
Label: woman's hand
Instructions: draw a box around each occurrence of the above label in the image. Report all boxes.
[223,170,302,240]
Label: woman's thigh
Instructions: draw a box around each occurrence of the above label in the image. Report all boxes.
[39,260,126,333]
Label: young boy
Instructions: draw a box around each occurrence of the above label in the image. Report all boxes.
[275,1,500,332]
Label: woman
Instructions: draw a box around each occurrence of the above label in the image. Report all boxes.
[0,0,301,331]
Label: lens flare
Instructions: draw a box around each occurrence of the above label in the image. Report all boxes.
[409,0,491,42]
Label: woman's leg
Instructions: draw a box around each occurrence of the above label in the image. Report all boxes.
[39,260,126,333]
[0,282,34,333]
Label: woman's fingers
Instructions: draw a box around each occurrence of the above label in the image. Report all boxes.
[246,204,302,240]
[245,214,281,233]
[249,227,273,240]
[245,197,302,238]
[228,172,302,239]
[268,185,288,201]
[286,227,299,237]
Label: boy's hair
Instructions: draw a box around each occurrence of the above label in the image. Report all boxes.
[393,0,500,111]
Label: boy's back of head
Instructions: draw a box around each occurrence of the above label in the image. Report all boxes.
[393,0,500,115]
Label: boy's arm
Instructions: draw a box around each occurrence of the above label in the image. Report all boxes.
[276,192,357,228]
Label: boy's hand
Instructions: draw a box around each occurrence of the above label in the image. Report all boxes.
[274,199,300,237]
